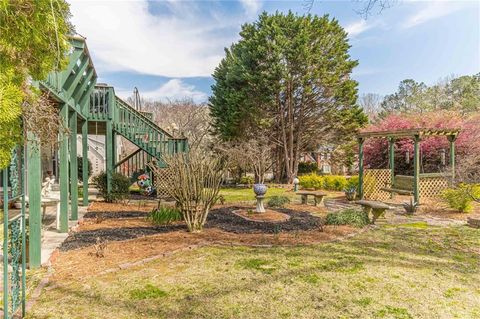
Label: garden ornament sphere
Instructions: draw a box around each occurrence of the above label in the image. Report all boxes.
[253,183,268,196]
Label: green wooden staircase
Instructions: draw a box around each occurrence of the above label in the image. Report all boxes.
[88,85,187,174]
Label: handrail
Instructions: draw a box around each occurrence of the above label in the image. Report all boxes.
[115,96,173,138]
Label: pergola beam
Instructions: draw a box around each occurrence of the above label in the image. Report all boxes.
[358,128,460,139]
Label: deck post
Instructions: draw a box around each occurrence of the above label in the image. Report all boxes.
[82,120,89,206]
[388,137,395,198]
[358,137,365,199]
[413,134,420,204]
[26,132,42,268]
[105,88,115,195]
[59,103,70,232]
[69,111,78,220]
[448,134,457,185]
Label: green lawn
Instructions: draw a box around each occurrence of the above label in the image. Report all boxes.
[27,225,480,319]
[219,187,296,203]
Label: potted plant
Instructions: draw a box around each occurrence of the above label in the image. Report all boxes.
[344,185,357,201]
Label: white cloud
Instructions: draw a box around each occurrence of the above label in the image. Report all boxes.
[344,19,372,37]
[69,0,241,78]
[118,79,207,103]
[402,2,463,29]
[240,0,262,17]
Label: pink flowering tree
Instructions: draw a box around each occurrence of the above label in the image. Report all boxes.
[362,111,480,175]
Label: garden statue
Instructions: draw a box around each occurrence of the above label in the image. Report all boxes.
[41,176,55,197]
[137,173,155,196]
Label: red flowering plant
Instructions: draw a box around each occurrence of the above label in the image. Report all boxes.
[361,111,480,176]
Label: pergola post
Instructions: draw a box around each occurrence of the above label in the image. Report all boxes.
[59,103,70,233]
[448,134,457,185]
[358,137,365,199]
[388,137,395,198]
[82,120,89,206]
[26,132,41,268]
[69,111,78,220]
[413,134,420,204]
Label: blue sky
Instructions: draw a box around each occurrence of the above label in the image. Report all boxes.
[70,0,480,102]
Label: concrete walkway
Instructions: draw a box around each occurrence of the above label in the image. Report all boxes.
[40,187,98,266]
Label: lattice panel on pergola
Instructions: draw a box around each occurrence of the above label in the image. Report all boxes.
[420,176,449,198]
[364,169,391,201]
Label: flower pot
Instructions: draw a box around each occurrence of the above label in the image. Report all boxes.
[253,184,268,196]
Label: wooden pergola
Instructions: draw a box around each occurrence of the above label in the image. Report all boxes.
[357,128,460,204]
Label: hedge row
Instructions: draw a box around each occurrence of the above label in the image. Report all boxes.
[299,173,359,192]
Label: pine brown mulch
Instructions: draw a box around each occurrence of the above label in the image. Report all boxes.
[232,209,291,222]
[49,203,358,281]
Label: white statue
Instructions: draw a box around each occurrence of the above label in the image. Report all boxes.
[41,176,55,198]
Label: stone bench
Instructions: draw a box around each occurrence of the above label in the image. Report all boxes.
[356,200,391,224]
[297,191,328,206]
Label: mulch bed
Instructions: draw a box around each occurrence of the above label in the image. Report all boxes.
[232,209,290,223]
[83,211,150,219]
[206,207,323,234]
[61,207,325,251]
[60,225,184,251]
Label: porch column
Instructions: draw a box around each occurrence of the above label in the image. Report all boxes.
[82,120,89,206]
[59,103,69,233]
[69,111,78,220]
[105,120,113,195]
[448,134,457,184]
[27,132,42,268]
[388,137,395,198]
[358,137,365,199]
[413,134,420,204]
[105,88,114,194]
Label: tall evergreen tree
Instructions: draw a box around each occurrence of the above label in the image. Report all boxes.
[209,12,366,182]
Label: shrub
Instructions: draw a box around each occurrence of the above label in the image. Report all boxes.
[298,162,318,175]
[148,206,182,225]
[149,151,224,232]
[325,209,370,227]
[239,176,254,186]
[92,171,131,202]
[77,156,92,181]
[345,176,359,190]
[299,173,350,191]
[442,184,480,213]
[267,196,290,208]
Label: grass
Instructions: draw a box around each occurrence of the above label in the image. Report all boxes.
[26,225,480,319]
[219,187,295,203]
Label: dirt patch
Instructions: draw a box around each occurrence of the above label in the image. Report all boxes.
[418,201,480,221]
[232,209,291,222]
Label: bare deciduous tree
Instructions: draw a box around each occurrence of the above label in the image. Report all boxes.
[151,151,225,232]
[218,136,272,184]
[142,98,212,151]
